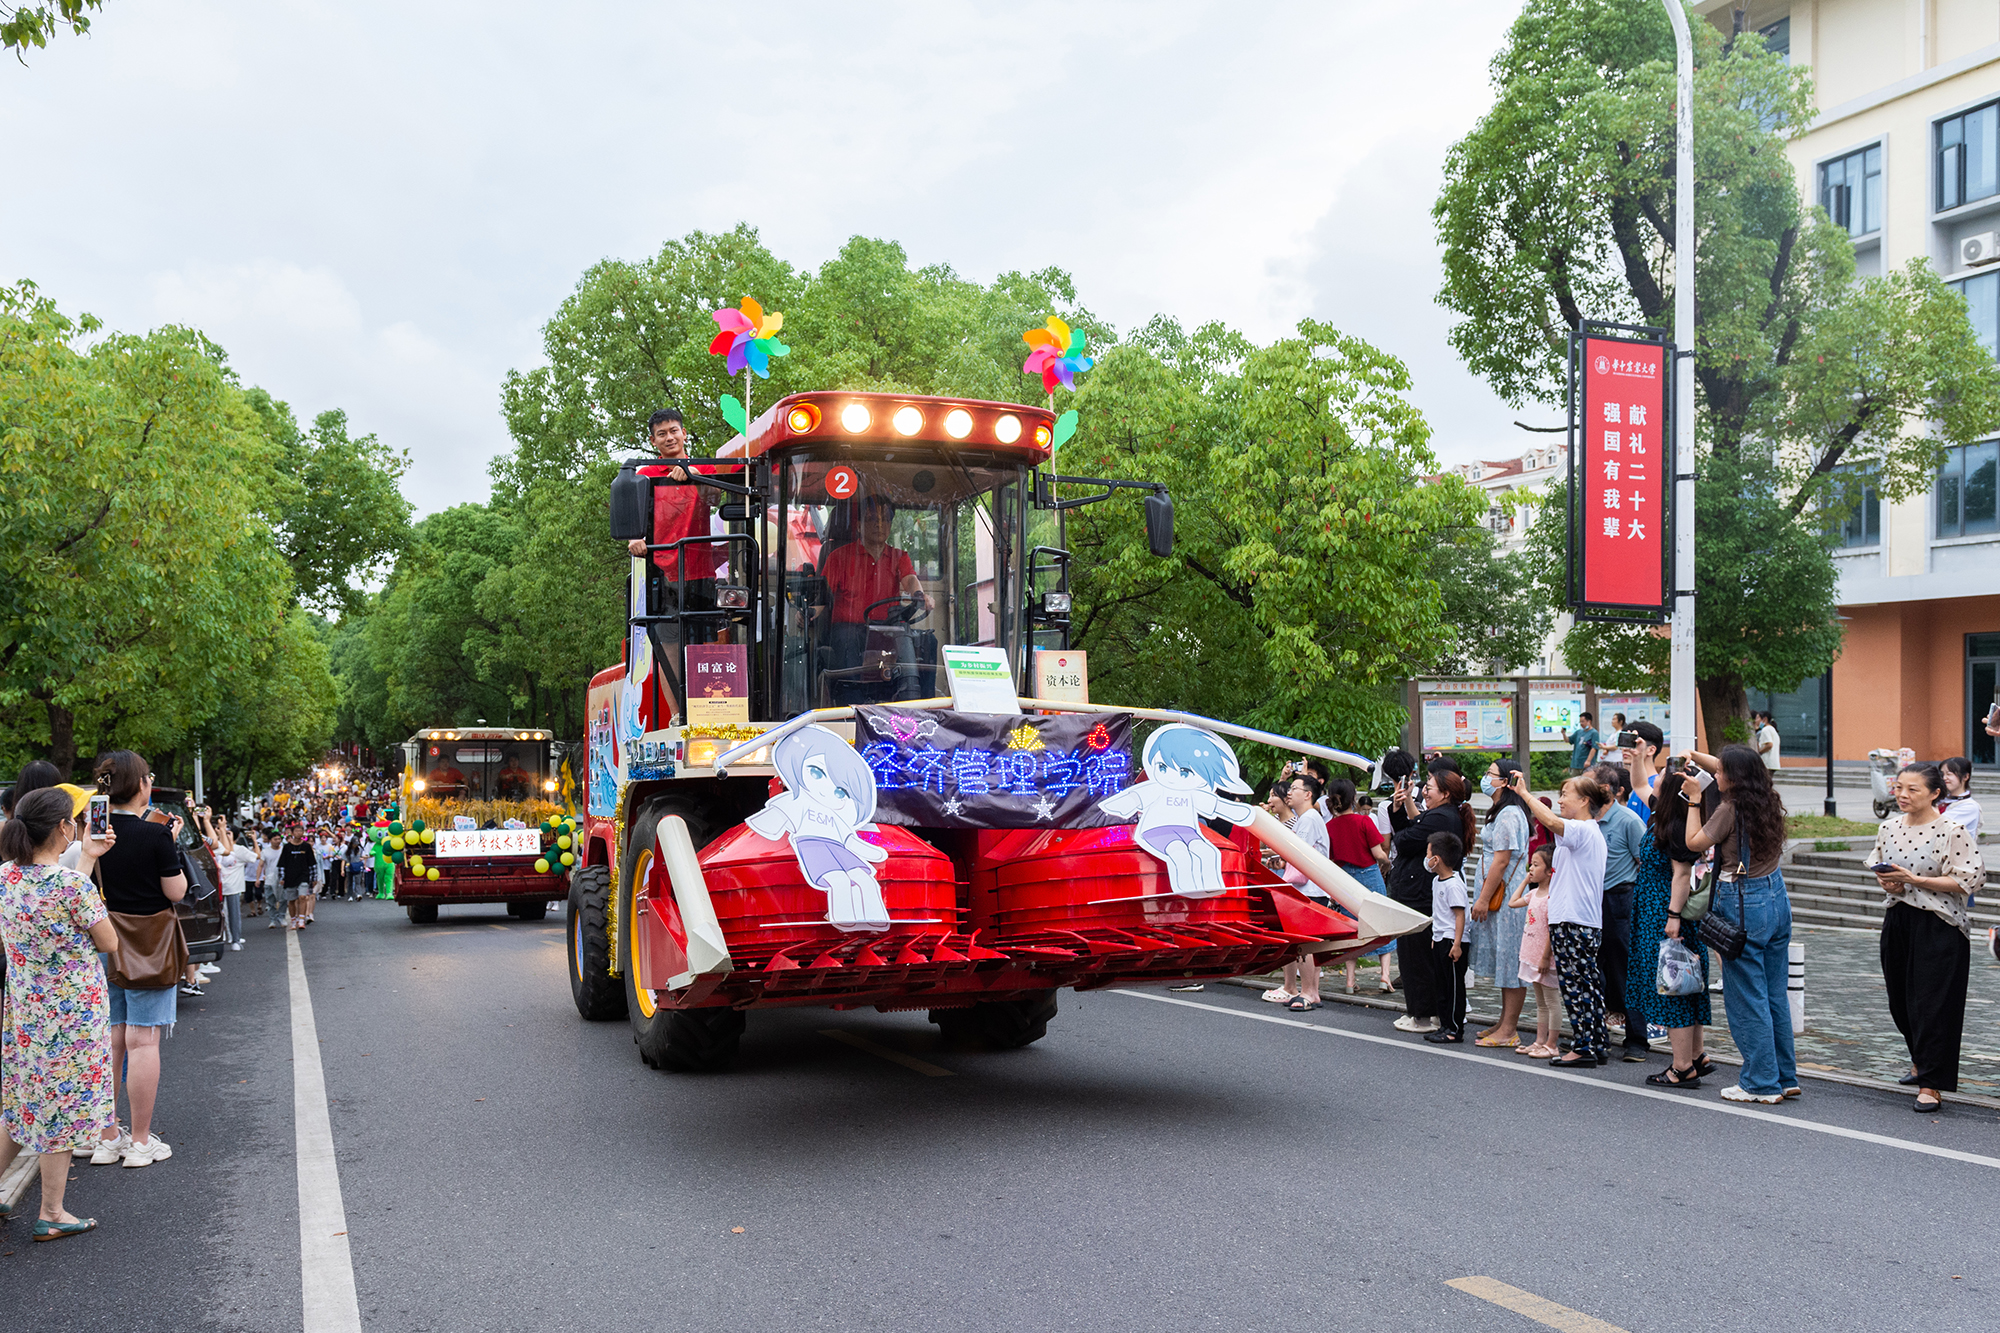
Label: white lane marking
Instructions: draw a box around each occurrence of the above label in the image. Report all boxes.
[289,929,362,1333]
[818,1029,955,1077]
[1113,989,2000,1172]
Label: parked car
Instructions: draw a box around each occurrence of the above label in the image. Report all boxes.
[151,786,226,965]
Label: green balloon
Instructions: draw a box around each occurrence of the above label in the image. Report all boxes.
[388,821,403,836]
[411,818,426,833]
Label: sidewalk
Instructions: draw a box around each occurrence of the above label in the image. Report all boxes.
[1269,920,2000,1099]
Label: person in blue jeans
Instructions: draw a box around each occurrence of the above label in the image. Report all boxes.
[1680,743,1797,1104]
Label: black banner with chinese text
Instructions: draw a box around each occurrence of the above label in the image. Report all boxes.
[853,707,1134,828]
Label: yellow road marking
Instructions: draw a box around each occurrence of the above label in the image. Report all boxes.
[1446,1277,1629,1332]
[818,1029,955,1077]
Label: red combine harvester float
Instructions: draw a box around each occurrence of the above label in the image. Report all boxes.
[567,389,1427,1070]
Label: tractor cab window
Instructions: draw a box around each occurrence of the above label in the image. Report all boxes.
[420,742,550,801]
[778,454,1027,713]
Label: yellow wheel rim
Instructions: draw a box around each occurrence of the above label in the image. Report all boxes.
[630,849,655,1019]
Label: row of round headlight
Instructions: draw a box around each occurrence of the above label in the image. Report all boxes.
[786,401,1037,445]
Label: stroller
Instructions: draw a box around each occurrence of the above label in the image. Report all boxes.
[1867,747,1915,820]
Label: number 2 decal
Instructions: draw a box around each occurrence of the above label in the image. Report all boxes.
[826,466,858,499]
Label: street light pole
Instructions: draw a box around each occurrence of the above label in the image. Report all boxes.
[1662,0,1697,758]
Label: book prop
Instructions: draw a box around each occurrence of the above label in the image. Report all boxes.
[1095,724,1255,899]
[743,725,893,933]
[709,296,790,432]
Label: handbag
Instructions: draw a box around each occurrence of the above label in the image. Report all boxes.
[1680,862,1715,923]
[1696,860,1748,962]
[105,908,188,990]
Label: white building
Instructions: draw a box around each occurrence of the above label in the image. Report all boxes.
[1695,1,2000,766]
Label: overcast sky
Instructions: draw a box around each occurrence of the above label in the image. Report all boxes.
[2,0,1533,514]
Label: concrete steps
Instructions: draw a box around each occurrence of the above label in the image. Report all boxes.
[1780,850,2000,932]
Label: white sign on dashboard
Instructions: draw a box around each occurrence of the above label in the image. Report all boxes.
[433,828,542,858]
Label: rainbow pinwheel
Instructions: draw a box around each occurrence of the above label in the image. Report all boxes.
[1021,316,1093,393]
[710,297,789,378]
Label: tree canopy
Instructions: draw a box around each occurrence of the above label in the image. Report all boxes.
[1435,0,2000,739]
[0,279,401,794]
[2,1,100,62]
[336,225,1523,765]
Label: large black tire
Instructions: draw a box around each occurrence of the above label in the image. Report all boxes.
[405,903,438,924]
[508,901,549,921]
[619,799,740,1070]
[567,865,624,1021]
[645,1006,746,1073]
[929,992,1058,1049]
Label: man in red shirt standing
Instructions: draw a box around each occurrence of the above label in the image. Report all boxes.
[819,494,929,673]
[624,408,729,717]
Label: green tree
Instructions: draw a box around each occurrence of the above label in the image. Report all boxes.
[1435,0,2000,740]
[179,610,338,802]
[3,1,100,61]
[0,281,303,776]
[242,390,412,615]
[1064,317,1485,759]
[1430,524,1553,676]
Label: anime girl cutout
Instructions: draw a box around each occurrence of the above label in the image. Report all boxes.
[744,726,892,932]
[1096,723,1256,899]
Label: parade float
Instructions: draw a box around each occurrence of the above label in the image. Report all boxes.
[385,726,578,923]
[565,305,1427,1071]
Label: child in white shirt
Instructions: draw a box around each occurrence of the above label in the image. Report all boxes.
[1423,830,1471,1044]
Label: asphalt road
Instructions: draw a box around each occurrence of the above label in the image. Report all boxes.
[7,897,2000,1332]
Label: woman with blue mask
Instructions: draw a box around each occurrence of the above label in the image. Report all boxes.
[1469,759,1532,1047]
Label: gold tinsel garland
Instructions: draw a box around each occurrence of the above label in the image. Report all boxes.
[410,796,565,830]
[683,723,770,743]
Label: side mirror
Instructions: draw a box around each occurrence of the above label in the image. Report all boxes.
[609,461,652,542]
[1144,490,1174,558]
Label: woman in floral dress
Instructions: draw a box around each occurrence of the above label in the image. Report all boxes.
[0,787,119,1241]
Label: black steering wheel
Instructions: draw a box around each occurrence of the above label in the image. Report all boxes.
[863,593,929,628]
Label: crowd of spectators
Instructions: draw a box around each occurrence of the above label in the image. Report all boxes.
[1254,719,1989,1115]
[0,754,399,1239]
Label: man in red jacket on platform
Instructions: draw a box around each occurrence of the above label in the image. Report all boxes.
[624,408,736,719]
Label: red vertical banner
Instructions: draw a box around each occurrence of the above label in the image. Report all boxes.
[1577,334,1668,616]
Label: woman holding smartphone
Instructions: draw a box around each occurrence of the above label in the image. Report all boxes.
[1679,745,1795,1105]
[1870,765,1986,1112]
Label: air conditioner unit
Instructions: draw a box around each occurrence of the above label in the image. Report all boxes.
[1961,232,2000,267]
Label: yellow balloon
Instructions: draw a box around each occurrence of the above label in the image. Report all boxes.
[421,829,436,844]
[426,867,440,880]
[408,856,423,874]
[559,851,574,867]
[389,835,405,851]
[534,858,551,874]
[556,834,572,850]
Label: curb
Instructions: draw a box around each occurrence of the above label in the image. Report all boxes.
[1216,977,2000,1111]
[1,1150,38,1213]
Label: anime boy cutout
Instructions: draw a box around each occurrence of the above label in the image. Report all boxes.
[744,726,892,932]
[1096,723,1256,899]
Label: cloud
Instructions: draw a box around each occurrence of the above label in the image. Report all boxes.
[2,0,1531,513]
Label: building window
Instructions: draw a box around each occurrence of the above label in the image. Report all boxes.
[1831,471,1880,548]
[1939,101,2000,212]
[1951,271,2000,358]
[1937,440,2000,538]
[1819,145,1882,237]
[1757,17,1789,62]
[1488,504,1511,535]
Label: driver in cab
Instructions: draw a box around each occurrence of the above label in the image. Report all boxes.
[821,494,929,669]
